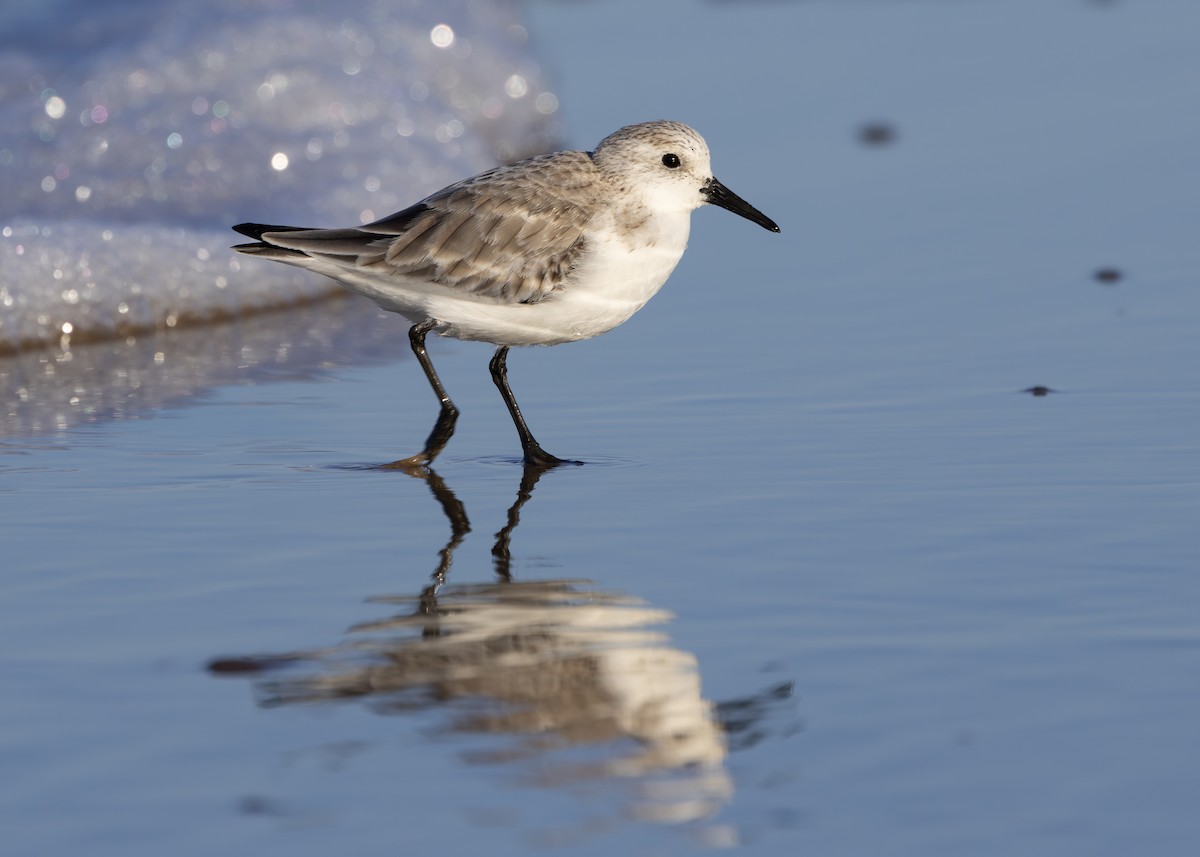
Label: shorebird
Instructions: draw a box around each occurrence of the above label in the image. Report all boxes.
[233,120,779,466]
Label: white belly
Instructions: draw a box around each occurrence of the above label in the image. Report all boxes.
[311,211,692,347]
[426,216,691,347]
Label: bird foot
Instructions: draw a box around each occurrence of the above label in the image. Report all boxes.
[522,444,583,468]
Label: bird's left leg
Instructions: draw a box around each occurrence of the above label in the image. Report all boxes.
[394,319,458,467]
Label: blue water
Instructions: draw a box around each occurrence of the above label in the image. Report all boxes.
[4,0,1200,854]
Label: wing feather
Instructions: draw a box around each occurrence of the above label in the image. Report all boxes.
[245,152,599,305]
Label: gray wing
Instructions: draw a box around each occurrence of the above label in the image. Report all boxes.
[235,153,596,304]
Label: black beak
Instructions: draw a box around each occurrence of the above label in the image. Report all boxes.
[700,177,780,233]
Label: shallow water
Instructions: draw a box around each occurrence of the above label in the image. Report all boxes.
[5,0,1200,855]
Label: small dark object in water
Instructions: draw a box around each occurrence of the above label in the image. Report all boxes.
[1023,386,1054,397]
[237,795,282,816]
[858,122,897,146]
[1094,267,1123,284]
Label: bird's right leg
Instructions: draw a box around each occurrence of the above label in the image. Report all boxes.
[395,319,458,467]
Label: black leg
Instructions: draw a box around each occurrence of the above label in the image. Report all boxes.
[488,346,579,467]
[391,320,458,468]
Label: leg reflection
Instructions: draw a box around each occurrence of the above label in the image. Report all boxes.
[394,460,552,616]
[491,462,550,582]
[409,466,471,627]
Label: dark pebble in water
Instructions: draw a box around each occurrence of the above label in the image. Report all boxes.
[1094,267,1123,284]
[1023,386,1054,397]
[858,122,897,146]
[237,795,283,816]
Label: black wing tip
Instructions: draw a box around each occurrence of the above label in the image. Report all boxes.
[232,222,311,240]
[232,222,270,240]
[231,223,317,255]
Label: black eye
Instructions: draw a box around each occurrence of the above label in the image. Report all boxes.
[661,153,681,169]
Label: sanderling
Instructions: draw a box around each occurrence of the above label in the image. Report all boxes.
[233,120,779,467]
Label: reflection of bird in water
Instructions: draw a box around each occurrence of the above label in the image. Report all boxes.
[210,461,793,828]
[273,580,732,822]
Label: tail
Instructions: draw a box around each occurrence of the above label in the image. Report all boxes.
[231,222,313,258]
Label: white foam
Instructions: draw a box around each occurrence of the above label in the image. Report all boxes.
[0,0,561,353]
